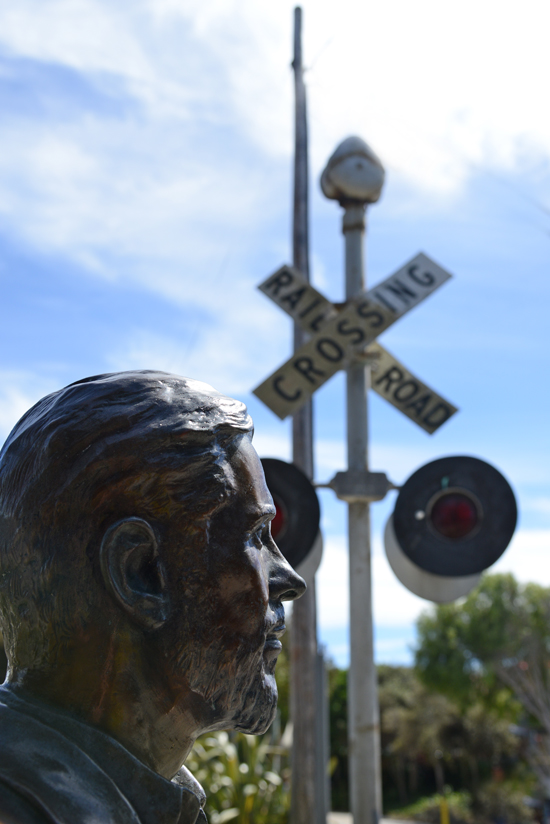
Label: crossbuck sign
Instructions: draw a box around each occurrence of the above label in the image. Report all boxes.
[253,252,458,434]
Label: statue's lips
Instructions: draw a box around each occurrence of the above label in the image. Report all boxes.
[263,624,285,659]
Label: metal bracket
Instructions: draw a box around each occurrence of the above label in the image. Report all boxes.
[351,347,381,370]
[316,470,398,503]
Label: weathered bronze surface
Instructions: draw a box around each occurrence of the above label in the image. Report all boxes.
[0,371,305,823]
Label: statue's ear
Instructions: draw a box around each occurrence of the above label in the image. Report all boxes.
[100,518,170,630]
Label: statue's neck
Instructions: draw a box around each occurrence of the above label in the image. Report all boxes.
[8,623,204,779]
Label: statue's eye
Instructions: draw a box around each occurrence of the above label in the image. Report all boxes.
[253,529,264,548]
[249,526,266,550]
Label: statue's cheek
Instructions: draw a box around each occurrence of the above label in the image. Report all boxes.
[215,569,269,636]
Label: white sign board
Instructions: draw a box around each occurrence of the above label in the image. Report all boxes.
[258,252,451,332]
[367,343,457,434]
[254,254,456,430]
[254,295,395,418]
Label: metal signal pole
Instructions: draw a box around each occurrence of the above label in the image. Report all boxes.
[289,8,321,824]
[321,138,386,824]
[344,203,382,824]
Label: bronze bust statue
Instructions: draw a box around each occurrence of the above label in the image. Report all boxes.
[0,371,305,824]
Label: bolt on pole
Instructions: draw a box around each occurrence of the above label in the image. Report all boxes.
[321,136,386,824]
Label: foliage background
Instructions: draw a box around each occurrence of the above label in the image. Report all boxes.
[1,573,546,824]
[188,575,546,823]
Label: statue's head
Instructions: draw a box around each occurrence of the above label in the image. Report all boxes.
[0,371,305,744]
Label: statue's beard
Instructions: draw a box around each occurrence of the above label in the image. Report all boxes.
[168,618,278,736]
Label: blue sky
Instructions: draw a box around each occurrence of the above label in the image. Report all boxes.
[0,0,549,667]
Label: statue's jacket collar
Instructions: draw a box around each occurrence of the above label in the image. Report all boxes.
[0,685,206,824]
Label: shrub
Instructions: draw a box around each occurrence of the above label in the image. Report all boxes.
[389,791,473,824]
[186,729,290,824]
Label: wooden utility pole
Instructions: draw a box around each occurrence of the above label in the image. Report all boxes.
[289,8,320,824]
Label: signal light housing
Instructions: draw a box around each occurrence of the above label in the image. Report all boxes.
[392,455,517,578]
[260,458,321,570]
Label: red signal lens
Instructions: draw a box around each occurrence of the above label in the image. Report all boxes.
[271,495,287,540]
[430,492,479,540]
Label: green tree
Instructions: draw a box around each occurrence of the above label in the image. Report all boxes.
[379,666,520,808]
[415,573,550,793]
[328,664,521,812]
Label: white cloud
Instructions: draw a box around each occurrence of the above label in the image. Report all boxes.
[105,284,292,396]
[0,372,59,442]
[251,431,291,463]
[317,536,349,630]
[0,0,548,301]
[316,531,428,633]
[146,0,550,195]
[315,440,346,480]
[317,527,550,648]
[315,438,444,486]
[492,529,550,584]
[0,114,279,298]
[148,0,550,195]
[0,385,35,440]
[524,498,550,516]
[0,2,148,77]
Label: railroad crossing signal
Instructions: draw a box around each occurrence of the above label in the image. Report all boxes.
[253,253,458,433]
[391,455,518,577]
[260,457,320,569]
[384,514,482,604]
[383,455,518,603]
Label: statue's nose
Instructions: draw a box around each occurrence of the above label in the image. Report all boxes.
[269,549,306,602]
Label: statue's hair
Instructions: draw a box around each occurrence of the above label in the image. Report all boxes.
[0,371,253,669]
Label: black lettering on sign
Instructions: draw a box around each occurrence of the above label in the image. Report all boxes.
[408,264,435,287]
[293,357,326,384]
[372,291,396,313]
[336,318,365,345]
[406,393,432,418]
[281,287,306,311]
[384,278,416,305]
[375,367,403,392]
[356,301,385,327]
[423,403,452,427]
[265,269,294,295]
[310,313,328,332]
[299,297,322,318]
[316,338,344,362]
[393,381,419,402]
[273,377,301,402]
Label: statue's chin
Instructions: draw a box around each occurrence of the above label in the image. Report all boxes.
[175,641,280,736]
[231,672,278,736]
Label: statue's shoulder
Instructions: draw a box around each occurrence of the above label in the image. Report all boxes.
[0,692,139,824]
[0,781,53,824]
[0,697,70,823]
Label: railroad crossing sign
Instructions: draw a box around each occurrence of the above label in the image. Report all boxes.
[253,252,458,433]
